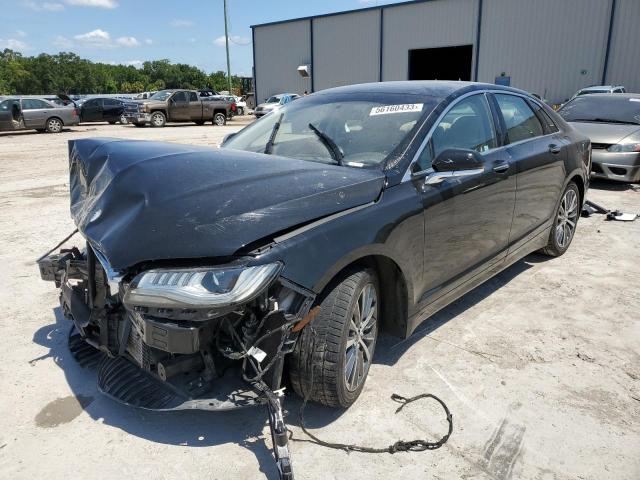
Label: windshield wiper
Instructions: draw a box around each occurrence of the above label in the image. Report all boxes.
[308,123,344,165]
[264,113,284,155]
[571,117,639,125]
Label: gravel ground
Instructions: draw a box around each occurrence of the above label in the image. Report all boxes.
[0,121,638,480]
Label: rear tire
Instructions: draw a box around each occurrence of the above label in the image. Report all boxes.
[108,121,117,125]
[45,117,63,133]
[289,268,379,408]
[213,112,226,126]
[150,111,166,128]
[237,107,244,116]
[540,181,580,257]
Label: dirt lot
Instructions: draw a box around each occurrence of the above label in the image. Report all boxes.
[0,121,638,480]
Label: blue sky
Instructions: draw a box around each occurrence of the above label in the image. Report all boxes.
[0,0,404,75]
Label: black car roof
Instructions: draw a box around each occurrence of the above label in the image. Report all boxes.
[314,80,531,100]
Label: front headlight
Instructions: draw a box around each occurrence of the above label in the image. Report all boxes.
[607,143,640,152]
[123,262,283,309]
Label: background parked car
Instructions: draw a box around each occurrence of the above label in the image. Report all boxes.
[570,85,626,100]
[76,97,126,124]
[558,93,640,182]
[0,97,79,133]
[254,93,300,118]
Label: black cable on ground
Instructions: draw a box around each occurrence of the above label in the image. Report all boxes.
[291,326,453,454]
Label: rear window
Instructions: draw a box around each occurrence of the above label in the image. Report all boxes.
[558,96,640,125]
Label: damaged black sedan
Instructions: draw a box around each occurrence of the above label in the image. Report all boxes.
[39,81,589,475]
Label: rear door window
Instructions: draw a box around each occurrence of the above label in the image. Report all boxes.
[495,94,544,144]
[189,92,198,102]
[22,99,50,110]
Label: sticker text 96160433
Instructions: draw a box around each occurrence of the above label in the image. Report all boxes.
[370,103,424,116]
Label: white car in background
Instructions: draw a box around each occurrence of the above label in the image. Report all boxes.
[234,96,247,115]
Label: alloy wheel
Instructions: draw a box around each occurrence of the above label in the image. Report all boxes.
[48,119,62,133]
[555,189,578,248]
[344,283,377,392]
[151,113,164,127]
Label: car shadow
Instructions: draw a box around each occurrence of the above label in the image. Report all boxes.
[374,257,535,367]
[31,256,537,478]
[589,179,640,192]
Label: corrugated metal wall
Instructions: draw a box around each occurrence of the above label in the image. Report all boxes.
[253,20,311,103]
[313,10,381,91]
[478,0,611,102]
[253,0,639,104]
[605,0,640,93]
[382,0,478,81]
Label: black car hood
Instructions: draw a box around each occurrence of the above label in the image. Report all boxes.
[68,138,385,270]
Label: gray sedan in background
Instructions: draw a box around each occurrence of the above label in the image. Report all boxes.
[0,97,80,133]
[558,93,640,182]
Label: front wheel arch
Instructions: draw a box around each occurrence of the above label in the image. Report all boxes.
[312,254,409,338]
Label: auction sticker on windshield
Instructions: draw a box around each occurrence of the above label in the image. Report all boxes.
[370,103,423,116]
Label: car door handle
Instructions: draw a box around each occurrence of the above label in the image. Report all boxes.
[492,161,509,173]
[548,144,561,154]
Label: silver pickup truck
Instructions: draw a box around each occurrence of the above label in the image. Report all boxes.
[123,89,235,127]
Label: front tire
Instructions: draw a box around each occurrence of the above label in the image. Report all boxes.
[150,111,166,128]
[45,117,63,133]
[540,181,580,257]
[237,107,244,116]
[289,268,379,408]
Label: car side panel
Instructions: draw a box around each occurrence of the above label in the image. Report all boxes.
[22,105,45,128]
[506,133,567,245]
[255,180,425,333]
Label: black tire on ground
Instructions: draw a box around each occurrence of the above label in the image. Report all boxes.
[213,112,226,126]
[108,121,117,125]
[194,120,205,125]
[150,111,166,128]
[120,114,128,124]
[289,267,379,408]
[540,181,580,257]
[237,107,244,116]
[45,117,63,133]
[133,122,146,128]
[35,129,45,133]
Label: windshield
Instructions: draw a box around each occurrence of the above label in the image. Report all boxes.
[559,96,640,124]
[265,96,281,103]
[149,90,173,101]
[224,93,437,167]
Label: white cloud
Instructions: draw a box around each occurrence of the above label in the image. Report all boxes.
[65,0,118,8]
[170,19,194,28]
[23,1,65,11]
[52,35,73,48]
[74,28,111,47]
[43,1,64,9]
[116,36,139,47]
[0,38,29,51]
[213,35,250,47]
[144,38,153,45]
[69,29,139,49]
[106,60,143,68]
[16,30,28,37]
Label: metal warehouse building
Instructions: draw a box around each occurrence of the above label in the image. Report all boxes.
[251,0,640,104]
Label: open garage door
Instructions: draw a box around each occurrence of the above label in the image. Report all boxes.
[408,45,473,81]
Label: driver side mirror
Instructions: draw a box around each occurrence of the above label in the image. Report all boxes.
[432,149,483,172]
[418,148,485,186]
